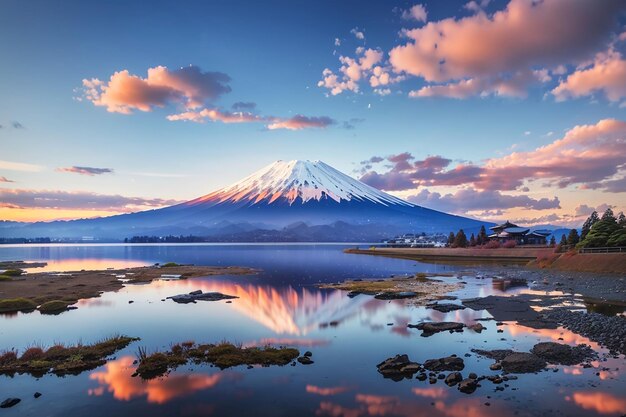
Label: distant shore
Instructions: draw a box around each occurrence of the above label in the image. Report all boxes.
[345,247,626,274]
[0,264,256,314]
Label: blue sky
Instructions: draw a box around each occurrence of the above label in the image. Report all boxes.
[1,0,625,224]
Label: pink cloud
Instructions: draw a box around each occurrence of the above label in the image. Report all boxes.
[56,166,114,176]
[167,107,335,131]
[410,70,546,99]
[320,0,624,99]
[402,4,427,23]
[0,188,181,211]
[552,50,626,103]
[267,115,335,131]
[319,48,404,95]
[389,0,623,83]
[359,118,626,193]
[407,188,560,215]
[82,65,231,114]
[166,108,265,124]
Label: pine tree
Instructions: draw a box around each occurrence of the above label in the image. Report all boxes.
[580,211,599,241]
[559,234,567,246]
[478,225,488,245]
[618,212,626,227]
[448,232,455,246]
[469,233,476,247]
[601,208,616,223]
[549,236,556,247]
[566,229,579,246]
[453,229,468,248]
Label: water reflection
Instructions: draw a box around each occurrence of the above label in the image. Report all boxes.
[306,385,352,396]
[567,392,626,415]
[89,356,241,404]
[317,395,508,417]
[149,279,375,336]
[26,258,148,273]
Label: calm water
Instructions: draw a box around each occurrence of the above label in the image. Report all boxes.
[0,244,624,417]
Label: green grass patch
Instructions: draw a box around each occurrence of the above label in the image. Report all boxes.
[161,262,181,267]
[38,300,70,314]
[136,341,300,379]
[0,298,37,313]
[1,269,23,277]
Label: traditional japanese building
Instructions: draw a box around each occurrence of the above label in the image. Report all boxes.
[488,221,550,245]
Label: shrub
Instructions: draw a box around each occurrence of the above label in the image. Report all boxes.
[2,269,23,277]
[503,240,517,248]
[483,240,501,249]
[21,346,45,362]
[0,350,18,365]
[161,262,180,267]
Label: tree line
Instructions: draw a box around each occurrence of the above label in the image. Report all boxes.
[576,208,626,248]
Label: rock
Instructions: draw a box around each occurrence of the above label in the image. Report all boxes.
[34,392,42,399]
[297,356,314,365]
[167,290,238,304]
[416,373,427,381]
[429,377,437,384]
[408,322,465,337]
[374,291,419,300]
[489,363,502,371]
[423,355,465,372]
[458,378,478,394]
[530,342,596,365]
[468,323,485,333]
[471,349,515,361]
[445,372,463,386]
[304,351,313,357]
[501,353,546,373]
[429,303,466,313]
[469,372,478,379]
[0,398,20,408]
[377,354,421,381]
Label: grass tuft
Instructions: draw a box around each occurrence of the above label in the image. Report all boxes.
[0,298,37,313]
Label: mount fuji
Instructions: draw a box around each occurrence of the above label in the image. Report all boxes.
[1,160,488,241]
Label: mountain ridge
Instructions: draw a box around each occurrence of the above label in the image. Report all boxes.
[0,160,491,240]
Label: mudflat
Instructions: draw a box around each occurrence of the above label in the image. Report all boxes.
[0,264,256,312]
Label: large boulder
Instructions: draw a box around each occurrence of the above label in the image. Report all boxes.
[377,354,421,381]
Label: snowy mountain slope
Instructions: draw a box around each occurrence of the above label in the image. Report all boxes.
[185,160,413,207]
[0,160,490,240]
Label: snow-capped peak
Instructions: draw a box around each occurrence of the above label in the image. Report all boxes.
[190,160,414,207]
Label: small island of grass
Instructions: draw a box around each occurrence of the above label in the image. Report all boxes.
[136,341,300,379]
[0,335,138,377]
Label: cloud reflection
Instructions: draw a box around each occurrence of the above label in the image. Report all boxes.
[89,356,240,404]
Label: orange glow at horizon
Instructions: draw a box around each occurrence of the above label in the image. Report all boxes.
[0,207,124,222]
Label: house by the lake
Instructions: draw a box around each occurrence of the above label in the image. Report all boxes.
[488,221,551,245]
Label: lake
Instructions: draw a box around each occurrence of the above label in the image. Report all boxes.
[0,244,624,416]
